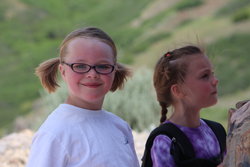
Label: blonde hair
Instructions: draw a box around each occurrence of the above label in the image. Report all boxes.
[35,27,131,93]
[153,45,204,123]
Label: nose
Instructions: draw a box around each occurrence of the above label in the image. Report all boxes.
[212,76,219,86]
[86,68,99,78]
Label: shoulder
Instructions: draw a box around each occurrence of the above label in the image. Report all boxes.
[201,119,226,135]
[201,119,227,152]
[145,122,175,149]
[103,110,125,121]
[148,122,181,141]
[39,104,95,133]
[35,106,90,148]
[153,134,172,146]
[33,118,90,162]
[35,120,89,148]
[201,118,224,127]
[150,134,174,167]
[151,135,172,162]
[103,110,131,127]
[37,111,76,136]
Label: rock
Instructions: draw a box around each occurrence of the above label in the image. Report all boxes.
[0,129,34,167]
[223,100,250,167]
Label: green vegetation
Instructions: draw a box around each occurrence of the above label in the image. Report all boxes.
[207,33,250,95]
[0,0,152,135]
[0,0,250,135]
[130,32,171,54]
[174,0,204,11]
[216,0,250,16]
[201,107,228,129]
[104,69,160,131]
[215,0,250,22]
[232,6,250,22]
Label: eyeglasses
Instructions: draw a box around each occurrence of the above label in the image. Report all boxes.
[62,62,115,75]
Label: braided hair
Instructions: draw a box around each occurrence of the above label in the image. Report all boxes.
[153,45,203,123]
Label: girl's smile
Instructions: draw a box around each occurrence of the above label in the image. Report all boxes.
[59,37,115,110]
[82,82,103,88]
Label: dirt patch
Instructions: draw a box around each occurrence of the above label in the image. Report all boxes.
[5,0,28,19]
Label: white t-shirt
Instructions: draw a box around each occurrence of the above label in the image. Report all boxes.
[26,104,139,167]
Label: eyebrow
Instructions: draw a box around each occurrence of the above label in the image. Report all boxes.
[199,68,211,73]
[72,59,114,64]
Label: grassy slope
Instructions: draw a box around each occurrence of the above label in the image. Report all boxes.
[129,0,250,129]
[0,0,152,133]
[0,0,250,134]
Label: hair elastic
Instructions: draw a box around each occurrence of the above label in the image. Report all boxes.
[164,53,171,57]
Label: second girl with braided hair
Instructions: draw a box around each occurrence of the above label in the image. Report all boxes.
[142,45,226,167]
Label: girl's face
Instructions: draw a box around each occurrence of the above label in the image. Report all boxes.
[180,54,218,110]
[59,37,115,110]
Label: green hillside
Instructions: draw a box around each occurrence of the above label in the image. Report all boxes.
[0,0,250,135]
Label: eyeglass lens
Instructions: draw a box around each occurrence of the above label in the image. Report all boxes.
[72,63,114,74]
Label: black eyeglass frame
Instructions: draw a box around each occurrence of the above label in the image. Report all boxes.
[62,62,115,75]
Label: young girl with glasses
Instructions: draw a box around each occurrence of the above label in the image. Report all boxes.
[26,27,140,167]
[142,45,226,167]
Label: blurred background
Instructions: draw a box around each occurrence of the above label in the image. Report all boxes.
[0,0,250,138]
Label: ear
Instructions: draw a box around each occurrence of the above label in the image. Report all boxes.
[170,84,185,99]
[59,64,66,81]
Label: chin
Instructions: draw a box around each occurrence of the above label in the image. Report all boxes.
[208,99,218,107]
[202,99,217,108]
[85,96,104,103]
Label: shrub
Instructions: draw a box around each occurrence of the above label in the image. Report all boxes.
[104,68,160,131]
[232,7,250,22]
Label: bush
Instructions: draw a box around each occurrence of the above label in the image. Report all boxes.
[104,68,160,131]
[232,7,250,22]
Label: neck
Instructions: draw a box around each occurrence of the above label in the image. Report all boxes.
[169,104,201,128]
[65,96,103,110]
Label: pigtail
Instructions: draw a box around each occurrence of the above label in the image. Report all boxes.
[159,102,168,124]
[110,63,132,92]
[35,58,60,93]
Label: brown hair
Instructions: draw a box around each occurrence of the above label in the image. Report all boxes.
[153,45,204,123]
[35,27,131,93]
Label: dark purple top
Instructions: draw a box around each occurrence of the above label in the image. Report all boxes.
[151,119,222,167]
